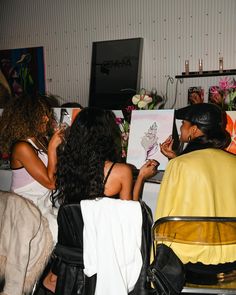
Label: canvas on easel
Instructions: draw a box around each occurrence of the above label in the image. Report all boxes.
[126,110,175,170]
[53,108,81,128]
[225,111,236,155]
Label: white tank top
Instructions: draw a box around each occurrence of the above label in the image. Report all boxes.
[11,139,58,243]
[11,139,48,195]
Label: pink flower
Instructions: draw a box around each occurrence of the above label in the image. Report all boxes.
[122,149,127,158]
[126,105,136,112]
[210,78,236,110]
[115,117,123,125]
[219,77,235,91]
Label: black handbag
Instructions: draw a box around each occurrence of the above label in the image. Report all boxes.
[147,244,186,295]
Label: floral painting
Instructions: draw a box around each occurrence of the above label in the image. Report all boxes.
[126,110,175,170]
[225,111,236,154]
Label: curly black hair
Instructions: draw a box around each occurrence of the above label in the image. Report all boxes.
[53,107,122,205]
[0,94,54,154]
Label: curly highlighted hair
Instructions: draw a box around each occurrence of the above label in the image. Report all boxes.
[53,107,122,205]
[0,94,54,154]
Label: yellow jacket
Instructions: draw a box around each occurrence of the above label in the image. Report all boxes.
[155,148,236,264]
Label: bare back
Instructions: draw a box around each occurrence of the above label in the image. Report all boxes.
[103,161,133,200]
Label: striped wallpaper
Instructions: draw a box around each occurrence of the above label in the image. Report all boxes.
[0,0,235,108]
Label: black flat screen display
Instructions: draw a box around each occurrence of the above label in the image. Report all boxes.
[89,38,143,110]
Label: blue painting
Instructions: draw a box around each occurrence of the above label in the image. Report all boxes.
[0,46,45,99]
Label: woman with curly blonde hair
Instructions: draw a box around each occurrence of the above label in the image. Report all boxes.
[0,94,64,241]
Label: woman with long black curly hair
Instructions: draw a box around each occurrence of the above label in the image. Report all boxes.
[36,107,157,295]
[53,107,158,205]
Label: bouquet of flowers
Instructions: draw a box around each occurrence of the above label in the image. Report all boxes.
[210,77,236,110]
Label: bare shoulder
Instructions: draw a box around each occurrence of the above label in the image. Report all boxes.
[112,162,133,179]
[11,141,38,163]
[12,141,35,154]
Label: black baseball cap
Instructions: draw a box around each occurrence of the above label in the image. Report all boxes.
[175,103,223,128]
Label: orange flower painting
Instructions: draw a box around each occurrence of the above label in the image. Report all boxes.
[225,112,236,154]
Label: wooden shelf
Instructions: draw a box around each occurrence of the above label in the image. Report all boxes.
[175,69,236,79]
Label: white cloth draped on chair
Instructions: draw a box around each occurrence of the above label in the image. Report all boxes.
[81,198,143,295]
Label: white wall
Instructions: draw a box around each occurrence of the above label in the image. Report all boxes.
[0,0,235,108]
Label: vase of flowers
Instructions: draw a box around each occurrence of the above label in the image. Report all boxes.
[210,77,236,111]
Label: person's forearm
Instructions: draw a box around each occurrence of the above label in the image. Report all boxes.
[46,129,64,186]
[133,159,158,200]
[47,144,57,185]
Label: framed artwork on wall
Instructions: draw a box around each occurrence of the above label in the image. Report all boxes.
[0,46,45,102]
[126,110,175,170]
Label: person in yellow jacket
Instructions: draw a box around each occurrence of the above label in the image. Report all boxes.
[155,103,236,283]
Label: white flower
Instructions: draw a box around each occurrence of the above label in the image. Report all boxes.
[132,94,141,105]
[138,99,146,108]
[132,94,152,109]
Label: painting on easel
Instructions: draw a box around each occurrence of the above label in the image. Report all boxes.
[225,111,236,155]
[126,110,175,170]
